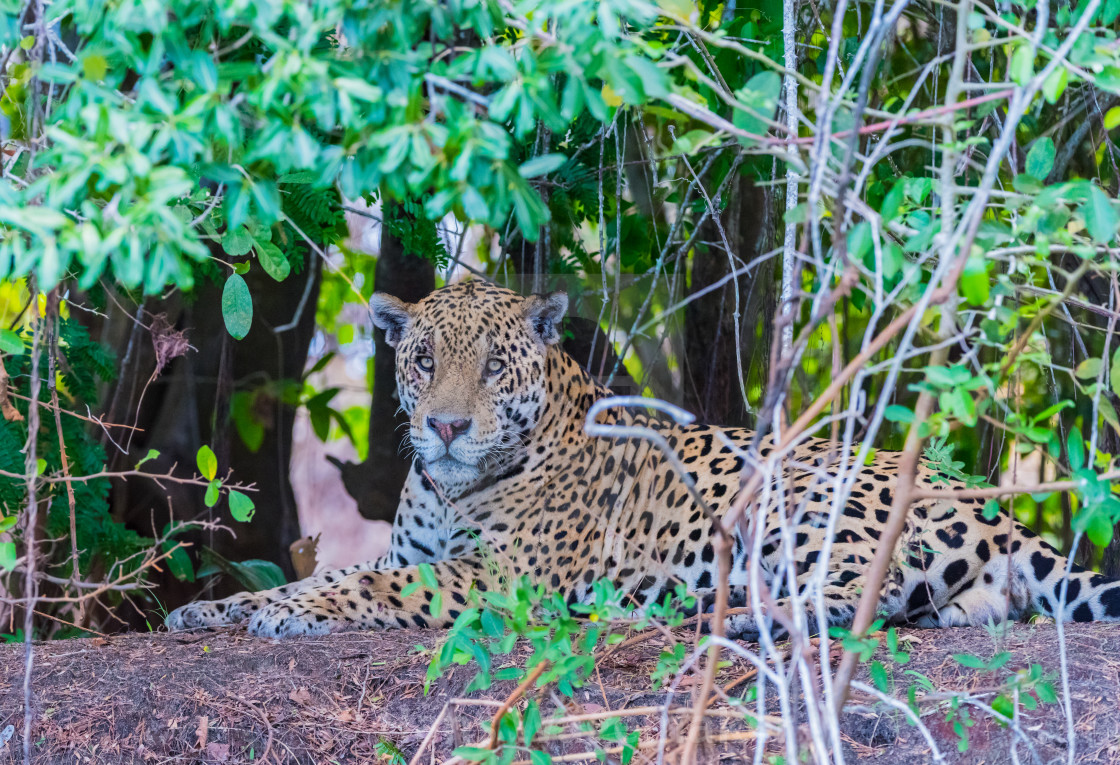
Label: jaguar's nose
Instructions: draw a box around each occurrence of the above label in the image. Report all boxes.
[427,416,472,446]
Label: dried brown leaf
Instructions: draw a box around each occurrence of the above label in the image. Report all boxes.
[149,314,191,377]
[289,533,321,580]
[0,361,21,423]
[194,716,208,749]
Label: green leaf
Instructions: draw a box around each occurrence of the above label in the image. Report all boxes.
[1010,43,1034,86]
[732,71,782,145]
[136,448,160,468]
[198,547,286,591]
[196,445,218,480]
[492,666,522,682]
[884,405,914,423]
[0,542,15,571]
[255,236,290,282]
[953,653,986,669]
[1106,106,1120,131]
[430,591,443,617]
[518,154,567,178]
[82,54,107,82]
[333,77,383,103]
[880,182,907,222]
[987,652,1012,670]
[1076,358,1103,379]
[847,221,873,263]
[231,393,265,452]
[991,693,1013,722]
[960,257,990,307]
[1043,68,1069,104]
[222,273,253,340]
[1084,510,1114,547]
[1106,0,1120,24]
[204,479,220,508]
[1025,137,1055,181]
[870,660,889,692]
[529,749,552,765]
[163,541,195,582]
[524,700,542,746]
[228,490,256,523]
[481,609,504,638]
[228,559,286,591]
[1033,400,1075,423]
[1101,397,1120,434]
[419,562,438,589]
[309,404,331,442]
[222,226,254,257]
[0,329,23,356]
[1084,185,1118,244]
[451,746,495,763]
[1068,428,1085,472]
[983,500,1000,520]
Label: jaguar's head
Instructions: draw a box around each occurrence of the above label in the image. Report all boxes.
[370,281,568,493]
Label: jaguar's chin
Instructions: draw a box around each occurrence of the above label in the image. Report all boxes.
[422,456,483,490]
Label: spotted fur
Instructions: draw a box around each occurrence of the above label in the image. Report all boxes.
[166,282,1120,639]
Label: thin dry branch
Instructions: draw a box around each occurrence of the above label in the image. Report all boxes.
[831,365,941,711]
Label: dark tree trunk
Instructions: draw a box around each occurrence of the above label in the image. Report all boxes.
[333,203,435,523]
[100,254,321,626]
[683,175,775,428]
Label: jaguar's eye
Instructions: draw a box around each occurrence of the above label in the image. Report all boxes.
[417,355,435,371]
[485,358,505,376]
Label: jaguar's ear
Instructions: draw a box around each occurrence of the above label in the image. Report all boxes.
[370,293,413,348]
[524,292,569,345]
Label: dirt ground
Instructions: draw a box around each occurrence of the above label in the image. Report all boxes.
[0,622,1116,764]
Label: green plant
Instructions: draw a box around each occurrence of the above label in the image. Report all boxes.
[422,575,697,764]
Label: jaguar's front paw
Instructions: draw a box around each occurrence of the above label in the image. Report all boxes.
[247,599,342,638]
[165,594,262,631]
[724,613,762,642]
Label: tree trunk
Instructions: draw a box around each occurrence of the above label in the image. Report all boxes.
[334,203,435,523]
[683,175,775,428]
[100,254,321,626]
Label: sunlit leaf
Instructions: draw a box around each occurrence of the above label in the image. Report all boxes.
[197,445,217,480]
[0,330,23,356]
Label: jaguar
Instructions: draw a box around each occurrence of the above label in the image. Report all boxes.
[166,280,1120,638]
